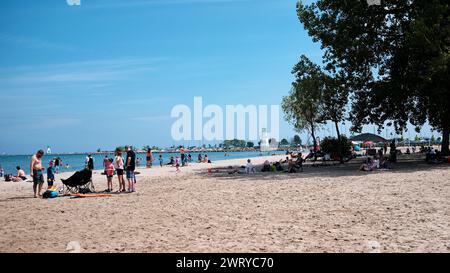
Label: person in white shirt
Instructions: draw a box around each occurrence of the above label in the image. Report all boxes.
[114,148,126,193]
[245,159,255,174]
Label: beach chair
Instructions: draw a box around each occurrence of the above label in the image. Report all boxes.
[61,169,94,195]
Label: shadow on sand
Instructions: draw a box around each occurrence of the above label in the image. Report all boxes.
[195,155,450,182]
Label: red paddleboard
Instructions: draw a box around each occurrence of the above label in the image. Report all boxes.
[70,194,112,198]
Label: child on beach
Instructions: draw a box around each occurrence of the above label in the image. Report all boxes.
[175,156,181,172]
[159,155,164,167]
[105,158,115,192]
[0,166,4,177]
[245,159,255,174]
[47,164,55,188]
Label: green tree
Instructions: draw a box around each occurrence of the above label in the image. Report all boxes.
[223,139,247,148]
[280,138,290,146]
[297,0,450,154]
[246,142,255,148]
[321,136,353,160]
[292,135,302,146]
[282,55,324,152]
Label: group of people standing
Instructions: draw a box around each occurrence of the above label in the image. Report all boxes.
[17,145,216,197]
[98,146,137,193]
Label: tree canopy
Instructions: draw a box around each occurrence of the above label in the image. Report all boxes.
[297,0,450,154]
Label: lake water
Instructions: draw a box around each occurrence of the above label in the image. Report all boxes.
[0,151,287,175]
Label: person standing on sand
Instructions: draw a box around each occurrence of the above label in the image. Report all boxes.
[87,154,94,171]
[159,155,164,167]
[103,155,109,173]
[30,150,45,198]
[54,157,60,174]
[125,145,136,193]
[180,146,186,167]
[105,158,115,192]
[114,148,125,192]
[175,156,181,172]
[146,148,153,168]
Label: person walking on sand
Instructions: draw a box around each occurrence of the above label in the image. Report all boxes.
[146,148,153,168]
[114,148,125,192]
[30,150,45,198]
[125,145,136,193]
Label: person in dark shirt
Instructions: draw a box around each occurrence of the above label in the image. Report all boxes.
[125,145,136,193]
[86,154,94,171]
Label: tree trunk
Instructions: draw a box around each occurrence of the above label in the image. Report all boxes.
[442,124,450,155]
[334,121,344,164]
[310,121,317,153]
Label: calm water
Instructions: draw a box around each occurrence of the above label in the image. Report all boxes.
[0,151,287,175]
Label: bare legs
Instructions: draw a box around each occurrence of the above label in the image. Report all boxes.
[33,183,43,198]
[117,174,125,192]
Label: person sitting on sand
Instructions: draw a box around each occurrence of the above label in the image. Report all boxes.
[166,156,175,166]
[11,166,27,182]
[275,161,284,172]
[379,157,391,169]
[360,157,378,171]
[198,154,203,163]
[288,156,304,173]
[203,154,210,163]
[261,160,271,172]
[245,159,255,174]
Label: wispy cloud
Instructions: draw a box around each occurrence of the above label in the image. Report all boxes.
[0,58,159,86]
[130,115,172,122]
[89,0,255,9]
[0,33,76,52]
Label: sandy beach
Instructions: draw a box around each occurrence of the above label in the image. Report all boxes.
[0,155,449,253]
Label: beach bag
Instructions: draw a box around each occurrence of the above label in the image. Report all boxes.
[43,190,59,199]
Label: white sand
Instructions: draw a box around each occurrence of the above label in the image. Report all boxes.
[0,155,449,253]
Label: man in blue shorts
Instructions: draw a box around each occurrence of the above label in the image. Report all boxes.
[125,145,136,193]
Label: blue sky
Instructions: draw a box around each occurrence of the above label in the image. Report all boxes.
[0,0,435,154]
